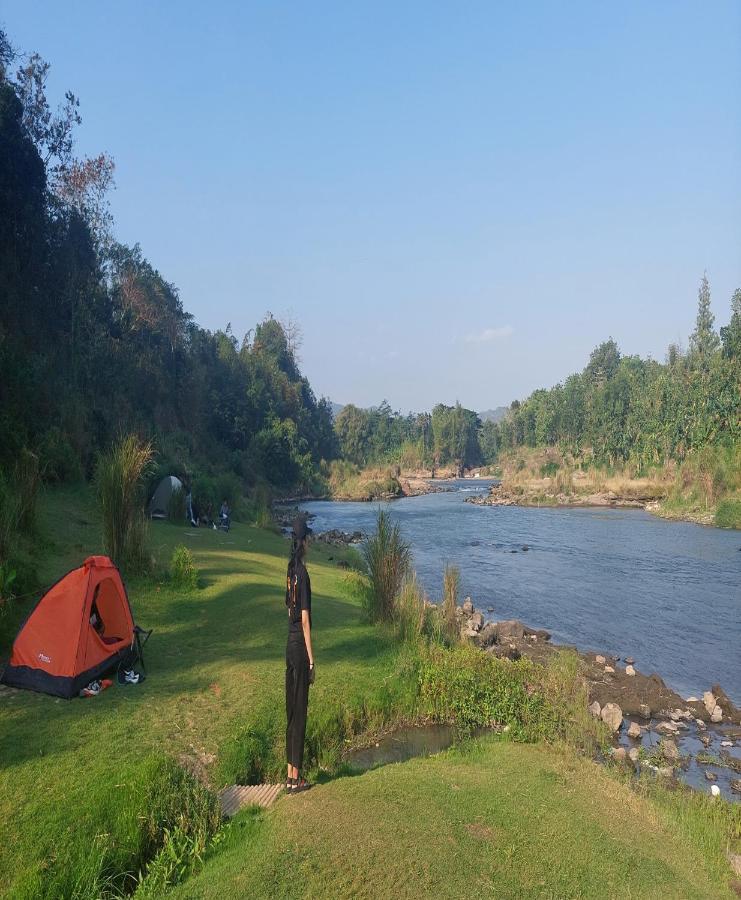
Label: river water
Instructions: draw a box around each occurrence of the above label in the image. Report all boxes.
[300,480,741,703]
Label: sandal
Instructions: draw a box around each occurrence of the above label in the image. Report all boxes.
[291,777,311,794]
[285,776,296,792]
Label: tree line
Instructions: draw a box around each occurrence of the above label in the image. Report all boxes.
[490,276,740,468]
[333,278,739,477]
[0,30,336,506]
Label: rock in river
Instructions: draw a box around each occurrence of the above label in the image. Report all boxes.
[660,738,680,762]
[627,721,642,739]
[600,703,623,732]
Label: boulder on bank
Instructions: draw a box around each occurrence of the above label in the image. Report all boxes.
[496,619,525,640]
[474,623,498,649]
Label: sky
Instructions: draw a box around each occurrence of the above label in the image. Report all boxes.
[3,2,740,412]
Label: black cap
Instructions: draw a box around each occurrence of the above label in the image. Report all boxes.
[291,516,312,541]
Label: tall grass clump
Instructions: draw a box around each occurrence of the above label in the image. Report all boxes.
[96,434,154,570]
[361,508,411,622]
[441,563,460,645]
[170,545,199,590]
[394,574,425,643]
[253,482,273,528]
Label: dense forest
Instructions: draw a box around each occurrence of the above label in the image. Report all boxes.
[0,29,336,513]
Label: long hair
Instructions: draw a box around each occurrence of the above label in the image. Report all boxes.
[286,536,305,611]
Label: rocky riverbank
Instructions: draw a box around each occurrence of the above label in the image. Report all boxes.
[448,596,741,798]
[466,480,652,510]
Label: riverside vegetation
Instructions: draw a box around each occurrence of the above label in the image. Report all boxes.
[1,485,740,898]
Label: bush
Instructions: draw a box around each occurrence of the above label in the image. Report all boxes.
[96,434,154,570]
[361,509,411,622]
[417,643,549,737]
[715,499,741,529]
[170,546,199,590]
[39,427,84,483]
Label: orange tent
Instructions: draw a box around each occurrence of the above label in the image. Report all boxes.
[2,556,136,698]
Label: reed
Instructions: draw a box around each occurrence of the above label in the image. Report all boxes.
[361,508,411,622]
[96,434,154,569]
[441,563,460,645]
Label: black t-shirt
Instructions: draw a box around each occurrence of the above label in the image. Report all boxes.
[286,561,311,637]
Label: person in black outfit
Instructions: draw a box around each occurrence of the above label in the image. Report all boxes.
[285,516,315,793]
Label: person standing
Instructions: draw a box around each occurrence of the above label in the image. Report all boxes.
[285,516,315,792]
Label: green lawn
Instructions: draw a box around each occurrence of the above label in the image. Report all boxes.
[174,737,736,899]
[0,486,738,898]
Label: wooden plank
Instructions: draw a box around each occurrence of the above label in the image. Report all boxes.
[219,783,283,817]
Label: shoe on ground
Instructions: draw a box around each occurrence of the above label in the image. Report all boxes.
[80,680,102,697]
[123,669,141,684]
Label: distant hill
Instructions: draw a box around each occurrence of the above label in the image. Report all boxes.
[330,401,345,418]
[479,407,508,423]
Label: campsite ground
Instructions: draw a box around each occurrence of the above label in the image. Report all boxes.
[0,487,739,898]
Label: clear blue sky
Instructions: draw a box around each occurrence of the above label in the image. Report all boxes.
[3,2,740,412]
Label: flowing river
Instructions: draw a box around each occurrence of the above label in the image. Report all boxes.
[300,479,741,703]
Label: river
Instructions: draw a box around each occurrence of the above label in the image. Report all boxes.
[300,479,741,703]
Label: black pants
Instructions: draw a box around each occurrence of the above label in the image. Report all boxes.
[285,637,310,770]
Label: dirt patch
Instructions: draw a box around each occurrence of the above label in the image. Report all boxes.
[464,821,501,841]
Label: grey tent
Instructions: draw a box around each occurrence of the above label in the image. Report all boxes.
[148,475,183,519]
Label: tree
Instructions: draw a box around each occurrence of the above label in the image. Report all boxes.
[689,273,719,369]
[720,288,741,360]
[584,339,621,385]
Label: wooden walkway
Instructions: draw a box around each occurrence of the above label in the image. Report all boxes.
[219,783,283,817]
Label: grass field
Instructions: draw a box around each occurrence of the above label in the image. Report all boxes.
[174,737,738,899]
[0,486,739,897]
[0,487,405,897]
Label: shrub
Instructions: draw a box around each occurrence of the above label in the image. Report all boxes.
[715,499,741,529]
[417,643,549,737]
[96,434,154,570]
[170,545,199,590]
[540,460,560,478]
[361,508,411,622]
[39,427,84,483]
[441,564,460,646]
